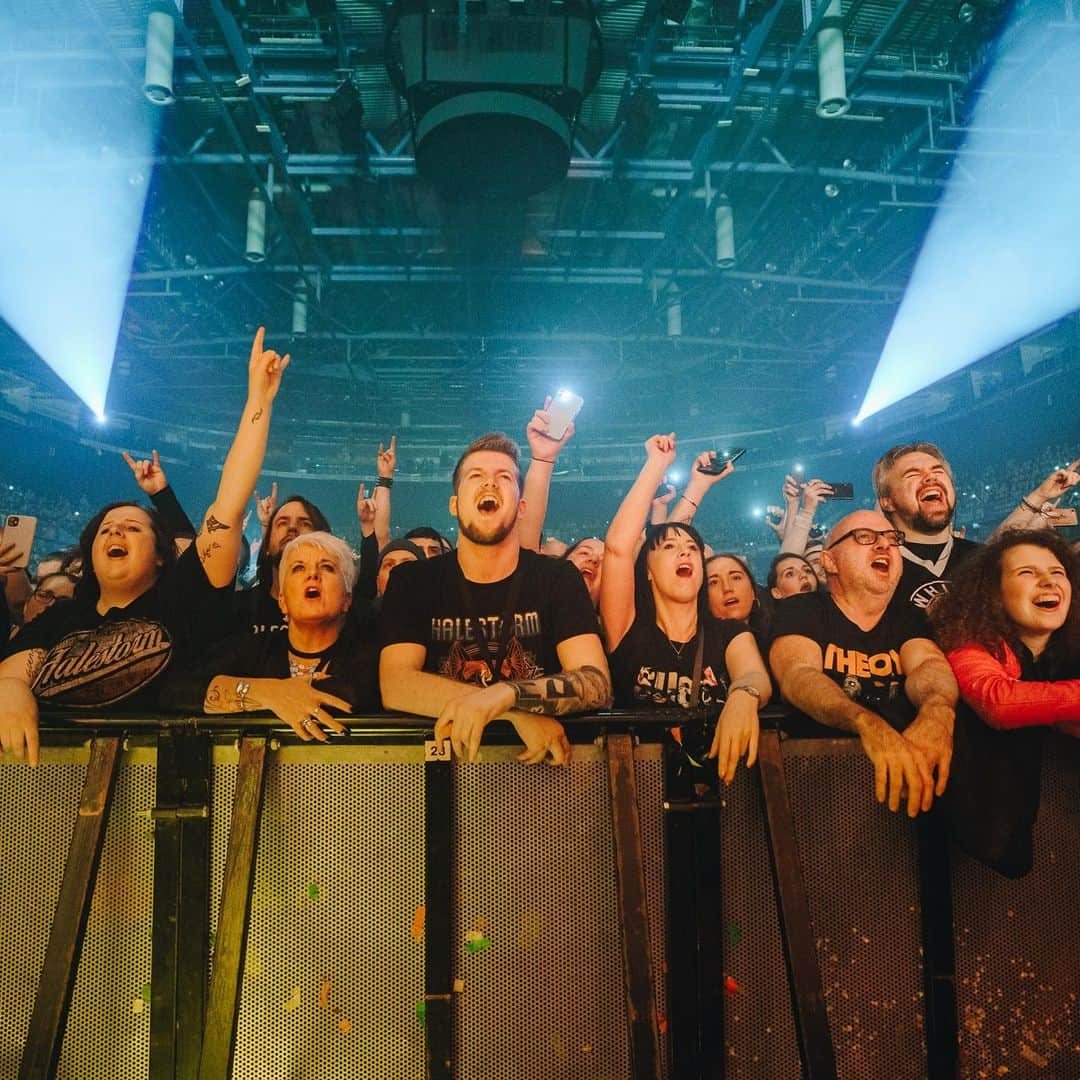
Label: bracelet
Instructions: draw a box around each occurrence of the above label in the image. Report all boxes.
[683,496,699,510]
[532,457,557,464]
[730,684,761,701]
[235,680,251,710]
[1019,496,1047,516]
[375,477,394,489]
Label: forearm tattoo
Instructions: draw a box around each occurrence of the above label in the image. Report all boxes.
[507,665,612,717]
[24,649,46,684]
[251,408,263,425]
[205,514,230,533]
[204,680,254,713]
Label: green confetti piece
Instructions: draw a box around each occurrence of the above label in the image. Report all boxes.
[727,924,741,946]
[307,882,320,901]
[415,1001,426,1026]
[464,936,491,954]
[140,983,151,1006]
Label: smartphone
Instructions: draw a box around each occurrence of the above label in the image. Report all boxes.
[1,514,37,569]
[822,482,854,500]
[1048,507,1078,528]
[698,447,746,475]
[546,389,583,441]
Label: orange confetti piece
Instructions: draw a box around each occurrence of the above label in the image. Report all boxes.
[319,979,331,1010]
[411,905,426,942]
[338,1018,353,1035]
[658,1013,668,1035]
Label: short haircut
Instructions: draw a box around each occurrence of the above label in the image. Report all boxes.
[451,433,521,494]
[872,441,952,500]
[279,531,358,594]
[405,526,452,552]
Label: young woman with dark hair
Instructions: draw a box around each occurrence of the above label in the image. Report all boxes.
[928,528,1079,876]
[561,536,604,608]
[0,329,291,765]
[601,434,770,784]
[930,528,1080,733]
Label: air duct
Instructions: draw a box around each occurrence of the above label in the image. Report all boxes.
[386,0,602,198]
[245,189,267,263]
[815,0,850,118]
[292,279,308,336]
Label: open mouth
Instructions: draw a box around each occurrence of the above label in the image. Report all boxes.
[1034,595,1061,610]
[303,585,322,599]
[722,595,740,607]
[675,563,694,579]
[870,555,891,572]
[580,567,595,582]
[799,580,814,593]
[918,486,946,504]
[106,544,127,559]
[476,494,500,514]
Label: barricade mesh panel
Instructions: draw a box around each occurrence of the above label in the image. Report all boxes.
[720,763,803,1078]
[952,737,1080,1079]
[783,741,928,1079]
[453,744,669,1080]
[0,752,85,1074]
[58,758,157,1078]
[231,757,427,1079]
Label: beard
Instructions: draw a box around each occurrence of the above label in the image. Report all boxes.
[906,500,955,535]
[458,514,517,546]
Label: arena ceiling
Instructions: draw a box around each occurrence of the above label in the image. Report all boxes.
[0,0,1068,473]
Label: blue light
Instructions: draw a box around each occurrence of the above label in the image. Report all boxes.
[0,14,159,418]
[857,0,1079,422]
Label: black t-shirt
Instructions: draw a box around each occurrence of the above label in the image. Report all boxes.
[610,613,747,711]
[379,549,598,685]
[892,536,981,613]
[8,543,233,710]
[159,621,380,715]
[769,591,931,731]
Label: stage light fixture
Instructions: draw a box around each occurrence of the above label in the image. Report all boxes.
[245,188,267,262]
[815,0,850,118]
[143,1,177,106]
[667,286,682,338]
[291,278,308,336]
[714,200,735,268]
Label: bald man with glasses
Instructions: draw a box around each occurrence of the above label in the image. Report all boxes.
[769,509,958,817]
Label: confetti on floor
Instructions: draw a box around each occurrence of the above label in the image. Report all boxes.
[318,979,331,1010]
[283,986,301,1013]
[307,882,320,901]
[338,1018,353,1035]
[724,976,741,996]
[411,905,426,942]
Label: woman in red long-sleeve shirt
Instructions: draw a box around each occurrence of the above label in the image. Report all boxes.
[930,528,1080,734]
[928,529,1078,876]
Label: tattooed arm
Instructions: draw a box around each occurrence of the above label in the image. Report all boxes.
[0,648,46,766]
[204,675,351,743]
[505,633,612,715]
[197,327,291,588]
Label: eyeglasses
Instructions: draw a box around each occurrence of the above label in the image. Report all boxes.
[31,588,63,605]
[827,527,905,550]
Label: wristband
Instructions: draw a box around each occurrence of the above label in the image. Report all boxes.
[375,477,394,489]
[730,684,761,701]
[531,457,557,464]
[683,496,699,510]
[150,485,197,539]
[1019,496,1049,517]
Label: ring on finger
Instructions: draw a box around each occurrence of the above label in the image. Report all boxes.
[300,717,313,731]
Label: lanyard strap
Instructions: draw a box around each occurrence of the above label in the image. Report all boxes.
[454,558,524,685]
[689,621,706,708]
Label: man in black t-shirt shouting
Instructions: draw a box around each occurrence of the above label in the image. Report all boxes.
[871,442,982,613]
[769,510,958,817]
[379,433,611,764]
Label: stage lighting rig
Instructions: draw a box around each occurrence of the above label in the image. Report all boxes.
[385,0,603,198]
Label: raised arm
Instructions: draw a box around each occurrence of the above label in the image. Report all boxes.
[995,458,1080,533]
[780,478,831,555]
[373,435,396,551]
[196,328,290,588]
[600,434,676,649]
[769,634,932,816]
[123,448,198,549]
[520,398,575,552]
[669,450,734,525]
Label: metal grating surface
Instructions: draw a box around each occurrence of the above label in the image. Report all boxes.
[719,763,803,1079]
[952,736,1080,1080]
[453,744,668,1080]
[231,754,427,1079]
[57,757,157,1078]
[784,740,928,1079]
[0,750,86,1075]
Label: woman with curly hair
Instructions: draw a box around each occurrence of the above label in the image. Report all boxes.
[928,528,1079,876]
[930,529,1080,734]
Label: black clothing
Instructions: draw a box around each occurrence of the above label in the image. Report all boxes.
[379,549,598,684]
[610,614,746,711]
[943,640,1073,878]
[7,543,232,709]
[159,620,380,715]
[769,591,931,733]
[892,536,981,613]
